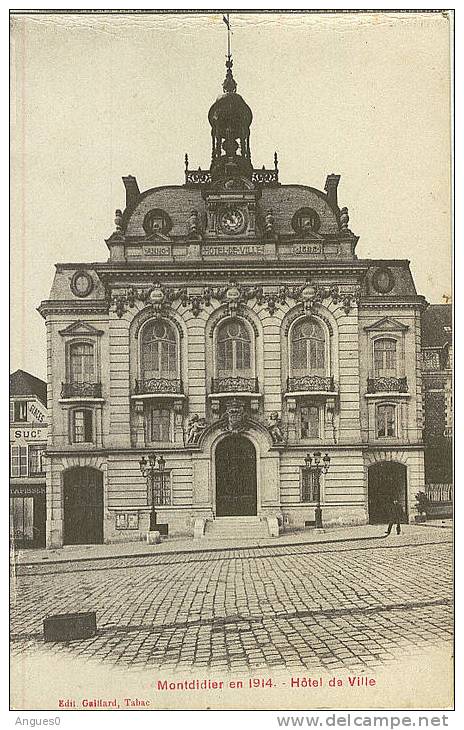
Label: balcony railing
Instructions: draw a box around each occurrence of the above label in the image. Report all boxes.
[367,376,408,394]
[425,483,453,503]
[287,375,335,393]
[61,382,102,398]
[134,378,184,396]
[184,167,279,187]
[211,377,259,394]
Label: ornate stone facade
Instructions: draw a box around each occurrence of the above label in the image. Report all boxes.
[38,56,427,547]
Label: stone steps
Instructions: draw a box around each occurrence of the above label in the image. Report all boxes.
[204,516,270,539]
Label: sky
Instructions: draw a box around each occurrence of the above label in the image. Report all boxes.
[10,11,451,382]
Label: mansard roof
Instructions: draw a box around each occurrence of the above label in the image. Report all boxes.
[123,182,341,239]
[10,369,47,406]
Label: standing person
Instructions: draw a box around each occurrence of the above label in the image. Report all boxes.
[385,498,403,535]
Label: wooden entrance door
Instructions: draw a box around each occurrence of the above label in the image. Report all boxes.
[63,467,103,545]
[215,435,257,516]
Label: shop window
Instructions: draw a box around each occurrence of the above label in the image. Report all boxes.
[300,405,320,439]
[71,409,93,444]
[376,404,396,438]
[373,338,397,378]
[10,445,28,477]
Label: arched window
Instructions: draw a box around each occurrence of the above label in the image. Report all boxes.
[290,318,326,376]
[141,320,177,381]
[216,319,252,377]
[69,342,95,383]
[373,338,397,378]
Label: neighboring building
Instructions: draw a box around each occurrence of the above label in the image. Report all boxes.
[38,56,427,548]
[421,304,453,511]
[10,370,48,548]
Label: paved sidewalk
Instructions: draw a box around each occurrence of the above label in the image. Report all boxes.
[11,523,452,678]
[12,520,452,566]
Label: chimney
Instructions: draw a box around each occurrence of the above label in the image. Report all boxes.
[324,174,341,209]
[122,175,140,208]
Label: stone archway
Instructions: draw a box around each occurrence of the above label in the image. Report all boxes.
[215,434,257,516]
[368,462,408,525]
[63,467,104,545]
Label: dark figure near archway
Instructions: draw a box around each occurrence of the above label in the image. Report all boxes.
[385,498,404,535]
[215,435,257,517]
[368,462,408,526]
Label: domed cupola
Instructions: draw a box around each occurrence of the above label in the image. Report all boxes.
[208,55,253,181]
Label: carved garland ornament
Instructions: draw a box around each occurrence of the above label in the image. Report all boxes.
[111,282,361,319]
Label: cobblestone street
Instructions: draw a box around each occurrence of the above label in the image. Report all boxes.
[10,526,453,674]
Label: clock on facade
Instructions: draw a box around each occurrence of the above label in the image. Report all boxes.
[70,270,94,298]
[218,206,246,235]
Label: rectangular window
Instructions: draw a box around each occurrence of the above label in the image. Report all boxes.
[149,408,171,442]
[29,445,46,475]
[376,404,396,438]
[301,468,319,503]
[72,410,93,443]
[147,471,172,506]
[300,405,319,439]
[14,401,28,422]
[10,445,28,477]
[373,339,397,378]
[70,343,95,383]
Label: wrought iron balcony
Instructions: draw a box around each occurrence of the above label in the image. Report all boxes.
[211,377,259,394]
[61,382,102,399]
[287,375,335,393]
[134,378,184,396]
[367,376,408,394]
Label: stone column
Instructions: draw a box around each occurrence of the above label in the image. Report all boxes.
[173,400,184,444]
[133,400,145,448]
[286,397,297,441]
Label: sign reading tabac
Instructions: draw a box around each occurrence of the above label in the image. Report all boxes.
[202,243,264,257]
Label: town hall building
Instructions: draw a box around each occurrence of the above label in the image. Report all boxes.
[39,55,427,547]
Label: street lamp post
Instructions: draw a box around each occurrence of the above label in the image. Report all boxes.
[304,451,331,529]
[139,452,166,532]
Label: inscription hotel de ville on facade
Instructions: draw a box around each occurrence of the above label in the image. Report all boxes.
[38,49,427,549]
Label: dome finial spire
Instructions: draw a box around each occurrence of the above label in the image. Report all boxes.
[222,13,237,94]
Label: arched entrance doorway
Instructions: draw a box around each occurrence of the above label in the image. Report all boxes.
[368,462,408,524]
[63,467,104,545]
[215,435,257,516]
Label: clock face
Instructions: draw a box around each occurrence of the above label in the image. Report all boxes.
[219,207,246,235]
